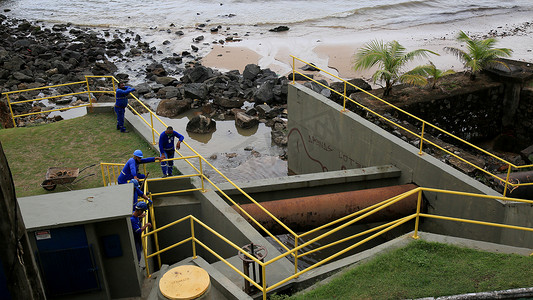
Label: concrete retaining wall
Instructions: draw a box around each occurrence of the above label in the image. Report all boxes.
[287,83,533,248]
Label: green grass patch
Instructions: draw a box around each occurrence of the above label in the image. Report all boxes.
[280,240,533,300]
[0,113,162,197]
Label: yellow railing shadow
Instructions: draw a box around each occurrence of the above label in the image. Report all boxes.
[290,55,533,196]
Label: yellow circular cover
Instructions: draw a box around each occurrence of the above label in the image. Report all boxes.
[159,265,210,300]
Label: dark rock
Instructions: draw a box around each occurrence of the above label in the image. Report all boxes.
[93,60,118,75]
[191,45,199,52]
[155,76,178,86]
[330,78,372,101]
[520,144,533,163]
[115,73,130,82]
[243,64,261,81]
[186,114,216,133]
[181,65,212,83]
[287,73,313,81]
[213,97,244,108]
[183,83,208,100]
[156,98,191,117]
[269,26,289,32]
[135,83,152,95]
[12,71,33,82]
[157,86,181,99]
[162,56,183,64]
[301,63,320,72]
[194,35,204,42]
[3,56,25,71]
[253,80,275,104]
[235,111,259,129]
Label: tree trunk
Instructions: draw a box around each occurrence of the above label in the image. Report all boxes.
[0,141,46,299]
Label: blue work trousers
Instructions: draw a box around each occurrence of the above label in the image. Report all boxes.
[161,149,175,176]
[114,106,126,131]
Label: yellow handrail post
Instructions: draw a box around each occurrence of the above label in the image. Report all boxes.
[5,94,17,128]
[412,190,423,239]
[292,56,295,85]
[85,76,93,113]
[342,81,347,112]
[191,217,197,259]
[503,164,512,197]
[150,112,156,145]
[146,184,163,269]
[142,229,150,278]
[418,122,425,155]
[100,164,106,186]
[262,265,267,300]
[294,235,299,276]
[111,166,116,185]
[199,158,206,192]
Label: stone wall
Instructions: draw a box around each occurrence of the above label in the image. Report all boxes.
[515,87,533,143]
[398,84,505,142]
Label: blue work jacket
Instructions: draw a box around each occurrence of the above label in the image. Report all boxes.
[159,130,185,153]
[115,86,135,107]
[118,157,155,182]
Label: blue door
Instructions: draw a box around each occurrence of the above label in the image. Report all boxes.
[35,225,100,297]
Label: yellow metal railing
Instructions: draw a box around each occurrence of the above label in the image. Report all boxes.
[114,77,301,256]
[138,186,533,300]
[290,55,533,196]
[1,75,117,127]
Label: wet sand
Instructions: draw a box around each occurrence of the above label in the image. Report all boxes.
[200,13,533,81]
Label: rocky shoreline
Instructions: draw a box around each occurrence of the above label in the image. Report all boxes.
[0,14,294,148]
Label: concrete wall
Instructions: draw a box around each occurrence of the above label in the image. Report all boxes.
[287,83,533,248]
[26,218,140,300]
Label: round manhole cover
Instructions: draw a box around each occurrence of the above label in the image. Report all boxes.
[159,265,210,300]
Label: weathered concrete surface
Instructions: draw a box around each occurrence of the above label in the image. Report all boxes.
[287,83,533,249]
[217,165,402,203]
[19,184,132,230]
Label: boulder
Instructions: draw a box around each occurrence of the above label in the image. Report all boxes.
[330,79,371,101]
[243,64,261,81]
[253,80,275,104]
[287,73,313,81]
[186,115,216,133]
[183,83,208,100]
[235,112,259,129]
[213,97,244,108]
[157,86,182,99]
[182,65,212,83]
[155,76,178,86]
[156,98,191,117]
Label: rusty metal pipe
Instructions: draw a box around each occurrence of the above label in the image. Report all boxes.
[496,171,533,199]
[234,184,420,234]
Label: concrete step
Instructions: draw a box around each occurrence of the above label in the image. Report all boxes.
[211,253,293,298]
[147,257,251,300]
[153,193,200,207]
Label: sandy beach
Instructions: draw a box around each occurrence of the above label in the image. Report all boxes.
[201,12,533,83]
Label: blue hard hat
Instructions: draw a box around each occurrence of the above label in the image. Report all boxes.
[130,179,139,188]
[135,201,148,211]
[133,149,143,158]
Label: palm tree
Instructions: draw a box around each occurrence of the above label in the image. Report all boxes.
[409,62,455,89]
[353,40,438,97]
[444,31,512,80]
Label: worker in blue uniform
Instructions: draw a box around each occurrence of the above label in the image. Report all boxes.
[130,201,151,262]
[115,82,135,133]
[159,126,185,177]
[117,150,163,184]
[130,179,152,206]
